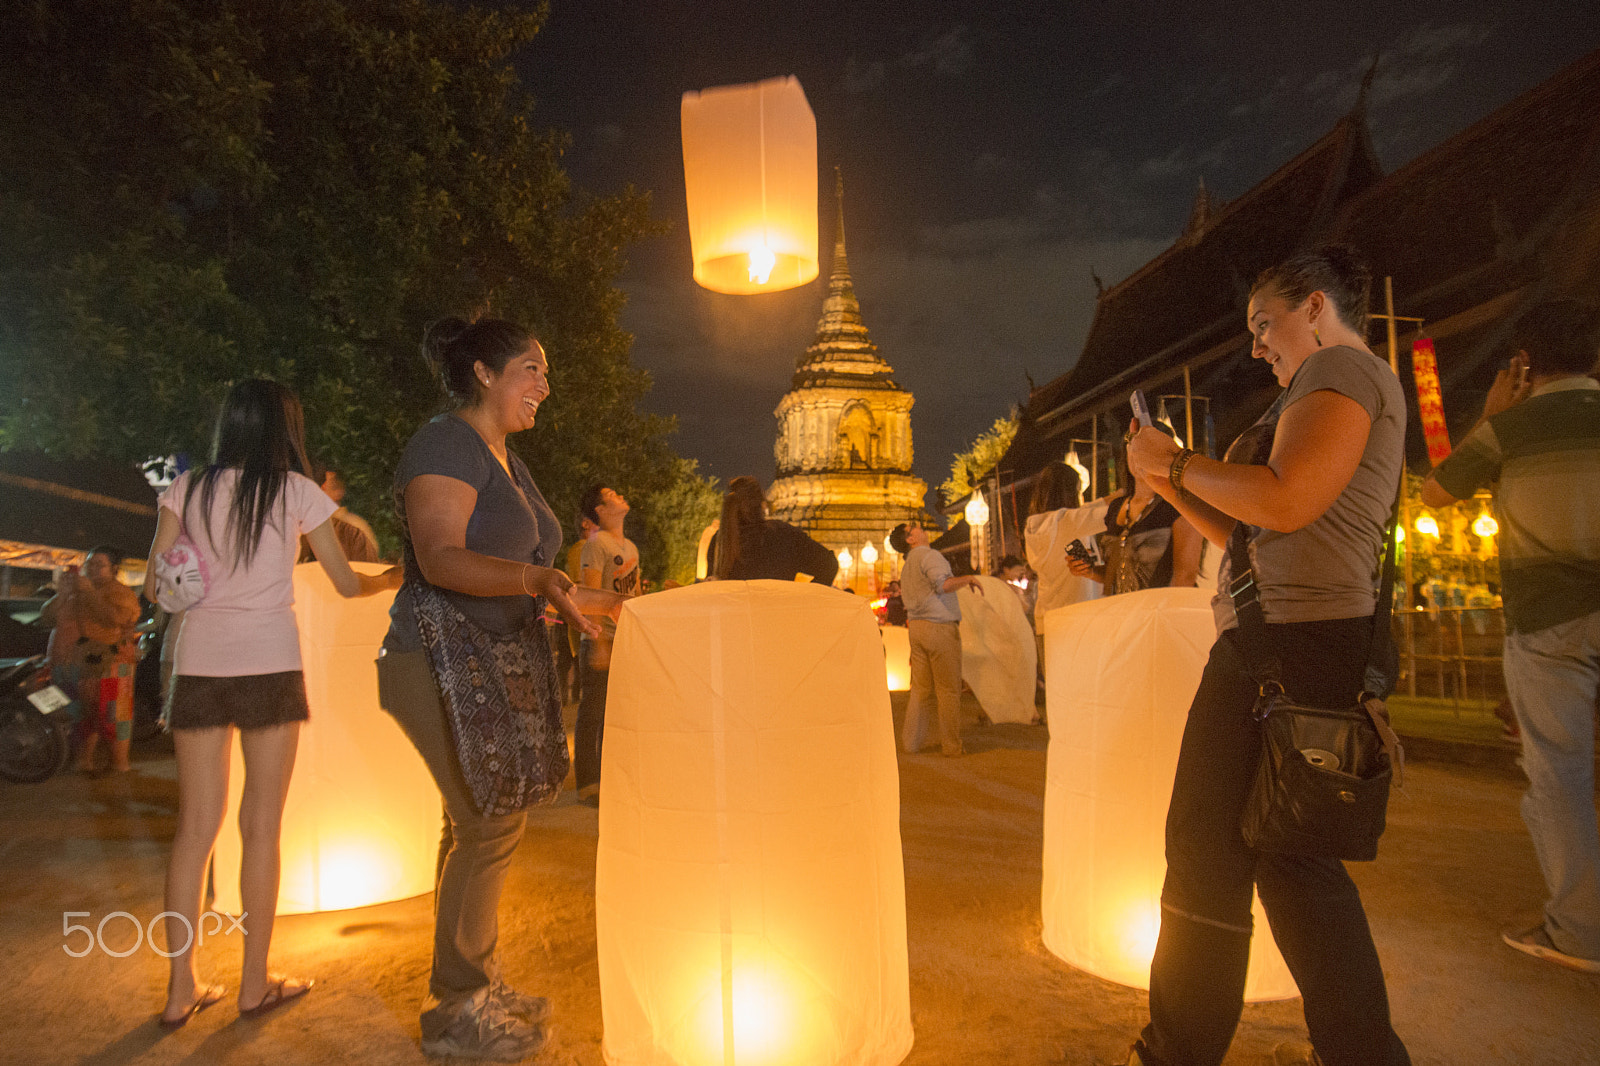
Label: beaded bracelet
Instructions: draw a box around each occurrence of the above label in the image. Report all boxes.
[1169,448,1198,501]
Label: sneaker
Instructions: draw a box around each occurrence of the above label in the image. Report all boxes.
[1273,1039,1324,1066]
[1502,923,1600,974]
[421,987,551,1061]
[489,981,551,1025]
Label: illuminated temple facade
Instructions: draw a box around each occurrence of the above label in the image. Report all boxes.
[768,177,926,590]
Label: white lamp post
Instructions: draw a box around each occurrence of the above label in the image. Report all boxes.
[965,493,991,574]
[860,540,878,592]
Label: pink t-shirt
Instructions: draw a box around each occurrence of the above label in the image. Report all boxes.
[158,469,338,676]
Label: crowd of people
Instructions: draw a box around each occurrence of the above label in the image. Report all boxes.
[114,244,1597,1066]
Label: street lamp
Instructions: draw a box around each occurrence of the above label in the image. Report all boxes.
[860,540,879,593]
[965,493,991,573]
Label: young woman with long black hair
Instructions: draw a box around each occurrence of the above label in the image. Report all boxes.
[145,379,399,1026]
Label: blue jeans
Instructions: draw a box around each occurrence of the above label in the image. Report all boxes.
[1503,608,1600,961]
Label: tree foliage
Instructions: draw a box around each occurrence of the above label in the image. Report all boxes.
[939,414,1018,504]
[0,0,697,579]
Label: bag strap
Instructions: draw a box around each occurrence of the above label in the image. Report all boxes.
[1227,477,1402,697]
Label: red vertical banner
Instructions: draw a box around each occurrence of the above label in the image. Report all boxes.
[1411,337,1451,466]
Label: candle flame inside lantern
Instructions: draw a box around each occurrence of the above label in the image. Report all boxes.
[695,967,797,1066]
[747,244,776,285]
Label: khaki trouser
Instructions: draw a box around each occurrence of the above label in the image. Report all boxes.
[903,619,964,756]
[376,649,527,1035]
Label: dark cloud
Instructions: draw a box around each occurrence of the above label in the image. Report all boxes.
[841,24,973,94]
[518,0,1600,508]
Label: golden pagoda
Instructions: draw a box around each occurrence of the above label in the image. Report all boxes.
[768,171,926,592]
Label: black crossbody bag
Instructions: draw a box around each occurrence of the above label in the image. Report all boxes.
[1227,496,1405,861]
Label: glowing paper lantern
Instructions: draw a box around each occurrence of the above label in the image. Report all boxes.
[697,520,721,581]
[596,581,913,1066]
[1040,588,1297,1000]
[682,76,818,294]
[955,576,1036,724]
[881,625,910,692]
[1064,449,1091,493]
[213,564,439,915]
[963,494,990,529]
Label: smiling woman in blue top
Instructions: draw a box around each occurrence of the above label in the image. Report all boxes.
[378,317,624,1060]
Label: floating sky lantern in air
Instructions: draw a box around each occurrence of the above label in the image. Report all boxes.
[681,76,818,294]
[596,581,913,1066]
[213,564,438,915]
[1039,587,1297,1001]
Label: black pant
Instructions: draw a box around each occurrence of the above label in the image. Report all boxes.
[1140,617,1409,1066]
[574,639,609,792]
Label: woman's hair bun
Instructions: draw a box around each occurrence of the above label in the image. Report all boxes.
[422,317,472,368]
[420,316,535,402]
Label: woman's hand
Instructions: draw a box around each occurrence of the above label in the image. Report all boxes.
[546,583,602,640]
[1127,419,1182,487]
[1066,555,1106,583]
[523,566,601,638]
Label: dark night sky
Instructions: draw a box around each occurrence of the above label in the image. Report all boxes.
[515,2,1600,506]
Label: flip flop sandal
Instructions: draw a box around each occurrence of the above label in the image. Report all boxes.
[238,976,315,1018]
[159,984,227,1029]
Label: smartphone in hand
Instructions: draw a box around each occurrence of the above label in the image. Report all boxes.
[1130,389,1153,428]
[1066,538,1094,566]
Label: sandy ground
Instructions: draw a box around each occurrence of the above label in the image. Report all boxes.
[2,695,1597,1066]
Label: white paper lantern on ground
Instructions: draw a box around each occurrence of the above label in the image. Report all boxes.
[956,575,1037,724]
[1040,587,1297,1001]
[881,625,910,692]
[597,580,912,1066]
[681,76,818,295]
[212,564,438,915]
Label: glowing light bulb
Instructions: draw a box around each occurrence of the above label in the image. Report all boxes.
[884,534,896,557]
[1414,514,1440,539]
[860,541,878,566]
[747,244,776,285]
[965,494,990,528]
[1473,512,1499,538]
[1395,526,1405,544]
[837,548,853,570]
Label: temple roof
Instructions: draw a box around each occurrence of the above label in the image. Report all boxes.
[998,46,1600,487]
[1024,107,1383,426]
[789,170,902,392]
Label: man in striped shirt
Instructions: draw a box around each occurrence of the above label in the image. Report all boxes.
[1424,300,1600,975]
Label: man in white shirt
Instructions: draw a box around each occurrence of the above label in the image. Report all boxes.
[890,521,984,757]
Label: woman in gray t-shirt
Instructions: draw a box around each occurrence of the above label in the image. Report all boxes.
[377,317,623,1060]
[1119,247,1410,1066]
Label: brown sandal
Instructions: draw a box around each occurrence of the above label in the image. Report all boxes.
[238,976,314,1018]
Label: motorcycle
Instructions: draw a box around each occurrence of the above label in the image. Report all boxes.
[0,656,77,783]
